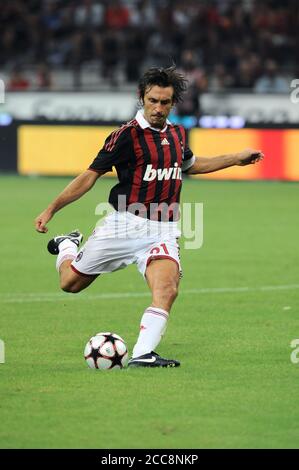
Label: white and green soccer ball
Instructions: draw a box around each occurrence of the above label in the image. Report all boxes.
[84,332,128,370]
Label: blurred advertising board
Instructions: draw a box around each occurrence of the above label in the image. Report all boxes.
[1,91,299,125]
[17,125,299,181]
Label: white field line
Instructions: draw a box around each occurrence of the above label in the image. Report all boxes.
[0,284,299,304]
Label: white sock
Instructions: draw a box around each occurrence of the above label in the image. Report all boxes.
[56,239,78,272]
[132,306,169,358]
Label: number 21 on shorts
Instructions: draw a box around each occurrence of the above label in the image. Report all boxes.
[150,243,170,255]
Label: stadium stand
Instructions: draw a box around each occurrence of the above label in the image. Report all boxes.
[0,0,296,92]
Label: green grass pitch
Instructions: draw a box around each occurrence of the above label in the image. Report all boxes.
[0,175,299,449]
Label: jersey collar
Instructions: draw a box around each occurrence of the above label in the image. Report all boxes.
[135,110,171,133]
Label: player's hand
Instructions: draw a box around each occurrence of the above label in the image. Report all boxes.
[236,149,264,166]
[34,209,53,233]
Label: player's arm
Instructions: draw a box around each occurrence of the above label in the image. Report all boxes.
[34,169,105,233]
[186,148,264,175]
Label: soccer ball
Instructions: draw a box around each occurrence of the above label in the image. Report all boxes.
[84,332,128,370]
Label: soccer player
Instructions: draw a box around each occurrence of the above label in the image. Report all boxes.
[35,66,264,368]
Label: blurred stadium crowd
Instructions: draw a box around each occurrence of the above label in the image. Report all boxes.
[0,0,297,94]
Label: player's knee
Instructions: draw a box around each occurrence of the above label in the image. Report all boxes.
[167,284,179,302]
[154,283,178,304]
[60,280,82,294]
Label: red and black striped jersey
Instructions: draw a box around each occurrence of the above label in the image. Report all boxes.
[89,111,195,220]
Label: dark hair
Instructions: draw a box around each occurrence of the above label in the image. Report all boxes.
[138,66,188,104]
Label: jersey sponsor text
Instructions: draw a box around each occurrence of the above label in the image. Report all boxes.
[143,163,182,182]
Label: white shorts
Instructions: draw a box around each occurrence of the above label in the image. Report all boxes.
[71,210,182,279]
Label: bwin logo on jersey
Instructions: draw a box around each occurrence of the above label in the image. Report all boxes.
[143,163,182,181]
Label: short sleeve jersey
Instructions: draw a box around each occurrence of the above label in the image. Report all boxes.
[89,112,194,220]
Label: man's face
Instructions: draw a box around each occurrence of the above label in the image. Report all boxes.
[143,85,174,129]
